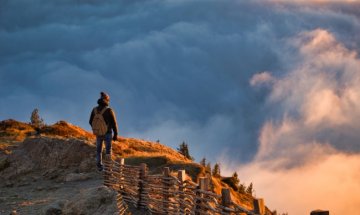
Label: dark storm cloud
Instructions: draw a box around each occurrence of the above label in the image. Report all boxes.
[1,0,360,163]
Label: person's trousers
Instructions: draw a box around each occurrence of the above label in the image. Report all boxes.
[96,133,112,168]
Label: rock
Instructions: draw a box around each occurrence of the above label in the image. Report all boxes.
[0,136,96,181]
[45,206,62,215]
[5,181,14,187]
[64,173,91,182]
[47,185,60,191]
[35,186,44,191]
[45,208,62,215]
[32,176,40,182]
[43,201,66,215]
[17,176,32,187]
[62,186,118,215]
[22,137,95,170]
[0,157,10,171]
[43,169,62,180]
[79,158,95,172]
[17,182,30,187]
[310,210,330,215]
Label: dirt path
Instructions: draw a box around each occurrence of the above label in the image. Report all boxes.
[0,172,103,215]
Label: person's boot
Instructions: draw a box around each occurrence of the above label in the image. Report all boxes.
[97,163,103,172]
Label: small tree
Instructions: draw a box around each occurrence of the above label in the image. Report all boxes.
[200,157,212,174]
[212,163,221,177]
[238,183,246,194]
[246,182,254,195]
[30,108,44,128]
[232,172,240,185]
[206,162,212,174]
[177,141,193,160]
[200,157,206,167]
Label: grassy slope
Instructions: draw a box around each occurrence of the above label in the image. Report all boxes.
[0,119,269,213]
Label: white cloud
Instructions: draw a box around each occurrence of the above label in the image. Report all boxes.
[233,29,360,214]
[270,29,360,131]
[250,71,275,87]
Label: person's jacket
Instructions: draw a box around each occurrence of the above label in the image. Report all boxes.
[89,105,118,136]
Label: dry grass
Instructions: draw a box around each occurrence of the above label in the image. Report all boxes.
[112,137,192,163]
[0,119,35,142]
[41,121,94,139]
[231,190,254,210]
[0,119,95,140]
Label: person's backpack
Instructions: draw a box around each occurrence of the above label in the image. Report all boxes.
[91,107,108,136]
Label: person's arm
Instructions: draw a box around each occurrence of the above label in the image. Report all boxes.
[109,109,118,140]
[89,108,95,126]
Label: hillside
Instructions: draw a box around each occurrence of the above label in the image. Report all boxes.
[0,119,272,214]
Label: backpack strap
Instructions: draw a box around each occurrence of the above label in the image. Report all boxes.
[99,107,108,115]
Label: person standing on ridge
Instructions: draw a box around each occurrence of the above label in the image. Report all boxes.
[89,92,118,171]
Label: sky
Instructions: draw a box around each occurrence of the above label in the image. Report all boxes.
[1,0,360,214]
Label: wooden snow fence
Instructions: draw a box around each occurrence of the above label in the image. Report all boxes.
[103,156,265,215]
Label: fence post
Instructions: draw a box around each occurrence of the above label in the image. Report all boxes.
[116,158,125,190]
[103,154,113,187]
[178,170,186,214]
[203,177,210,191]
[163,167,171,214]
[195,177,208,215]
[221,188,231,215]
[253,198,265,215]
[138,163,148,210]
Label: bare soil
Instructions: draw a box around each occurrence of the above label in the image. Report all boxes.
[0,172,103,214]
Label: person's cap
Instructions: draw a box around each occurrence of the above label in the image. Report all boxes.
[100,92,110,102]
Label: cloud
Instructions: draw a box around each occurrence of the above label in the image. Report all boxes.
[222,29,360,214]
[250,71,275,87]
[265,29,360,156]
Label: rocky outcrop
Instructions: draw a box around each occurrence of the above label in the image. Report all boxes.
[0,137,96,181]
[22,137,95,170]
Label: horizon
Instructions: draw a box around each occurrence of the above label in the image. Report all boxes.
[1,0,360,214]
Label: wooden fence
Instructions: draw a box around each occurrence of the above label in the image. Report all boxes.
[103,156,266,215]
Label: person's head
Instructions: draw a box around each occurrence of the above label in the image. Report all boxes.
[97,91,110,106]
